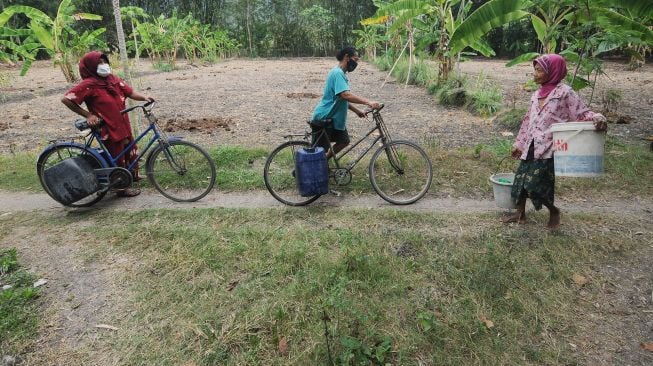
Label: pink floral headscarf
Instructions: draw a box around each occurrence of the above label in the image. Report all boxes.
[533,54,567,98]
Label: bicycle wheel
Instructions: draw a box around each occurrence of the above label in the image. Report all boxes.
[146,140,216,202]
[263,140,320,206]
[36,145,106,207]
[369,140,433,205]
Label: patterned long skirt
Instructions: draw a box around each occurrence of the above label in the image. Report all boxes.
[511,158,555,210]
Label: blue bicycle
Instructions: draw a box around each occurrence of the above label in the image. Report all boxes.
[37,101,216,207]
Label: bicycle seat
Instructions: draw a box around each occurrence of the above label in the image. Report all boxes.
[74,118,104,131]
[308,118,333,128]
[74,118,90,131]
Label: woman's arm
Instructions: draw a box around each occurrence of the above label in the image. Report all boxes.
[565,89,607,131]
[61,97,101,127]
[512,105,532,158]
[128,91,155,103]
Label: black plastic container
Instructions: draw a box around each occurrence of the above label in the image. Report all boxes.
[42,156,100,205]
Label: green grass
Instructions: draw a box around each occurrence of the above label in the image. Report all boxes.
[0,248,41,355]
[5,208,647,365]
[0,153,39,192]
[2,141,652,199]
[494,108,527,133]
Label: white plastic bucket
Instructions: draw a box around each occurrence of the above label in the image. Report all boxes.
[489,173,516,209]
[550,122,605,177]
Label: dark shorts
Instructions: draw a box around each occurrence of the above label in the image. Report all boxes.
[311,125,350,153]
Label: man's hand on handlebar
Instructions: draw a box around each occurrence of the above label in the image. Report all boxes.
[368,101,382,110]
[364,102,384,115]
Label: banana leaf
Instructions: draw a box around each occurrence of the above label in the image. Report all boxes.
[469,39,496,58]
[530,14,546,44]
[29,19,53,51]
[0,27,33,37]
[595,9,653,45]
[449,0,529,56]
[505,52,540,67]
[595,0,653,18]
[0,5,52,27]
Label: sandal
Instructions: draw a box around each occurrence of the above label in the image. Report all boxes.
[114,188,141,197]
[501,211,525,224]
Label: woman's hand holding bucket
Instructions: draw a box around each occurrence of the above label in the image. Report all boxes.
[511,147,522,159]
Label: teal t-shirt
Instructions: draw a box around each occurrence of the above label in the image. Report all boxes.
[312,66,350,130]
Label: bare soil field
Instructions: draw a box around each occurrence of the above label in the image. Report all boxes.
[1,57,651,154]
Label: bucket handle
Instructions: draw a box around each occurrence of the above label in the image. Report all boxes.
[554,128,583,148]
[494,156,514,175]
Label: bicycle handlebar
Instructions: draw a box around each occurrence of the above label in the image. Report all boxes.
[120,100,155,115]
[364,103,384,115]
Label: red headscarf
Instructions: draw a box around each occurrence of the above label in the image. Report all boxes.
[533,54,567,99]
[78,51,121,96]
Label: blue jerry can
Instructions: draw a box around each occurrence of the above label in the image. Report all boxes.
[295,147,329,197]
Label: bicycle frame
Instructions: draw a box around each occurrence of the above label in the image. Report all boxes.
[85,122,161,171]
[82,107,174,171]
[308,110,390,173]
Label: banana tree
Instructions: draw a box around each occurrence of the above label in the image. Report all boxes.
[370,0,528,81]
[592,0,653,68]
[0,0,103,82]
[0,27,39,74]
[353,23,388,61]
[121,6,149,68]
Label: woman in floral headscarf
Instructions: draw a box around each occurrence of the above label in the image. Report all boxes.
[62,51,154,197]
[502,54,607,229]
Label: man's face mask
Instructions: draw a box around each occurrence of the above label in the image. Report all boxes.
[97,63,111,77]
[346,58,358,72]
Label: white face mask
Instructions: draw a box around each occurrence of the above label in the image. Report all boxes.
[97,64,111,77]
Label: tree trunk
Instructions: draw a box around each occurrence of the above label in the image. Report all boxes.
[131,19,140,69]
[112,0,131,82]
[246,0,253,57]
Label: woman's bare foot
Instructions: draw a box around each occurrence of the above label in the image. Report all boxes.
[501,211,526,224]
[546,207,560,229]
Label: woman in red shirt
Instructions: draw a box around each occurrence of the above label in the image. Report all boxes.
[62,51,154,197]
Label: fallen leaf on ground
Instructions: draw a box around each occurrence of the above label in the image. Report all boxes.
[278,337,289,355]
[478,314,494,329]
[94,324,119,331]
[227,280,239,291]
[572,273,589,286]
[641,343,653,352]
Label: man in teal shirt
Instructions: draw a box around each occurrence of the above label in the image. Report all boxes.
[311,46,381,158]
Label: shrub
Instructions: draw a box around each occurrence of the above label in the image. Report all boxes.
[429,73,468,107]
[494,108,527,133]
[153,61,174,72]
[467,74,503,117]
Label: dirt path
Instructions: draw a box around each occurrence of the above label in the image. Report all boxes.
[1,189,652,215]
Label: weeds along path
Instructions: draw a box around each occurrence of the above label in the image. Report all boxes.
[0,190,651,216]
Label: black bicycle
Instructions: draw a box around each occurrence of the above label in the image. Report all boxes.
[263,104,433,206]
